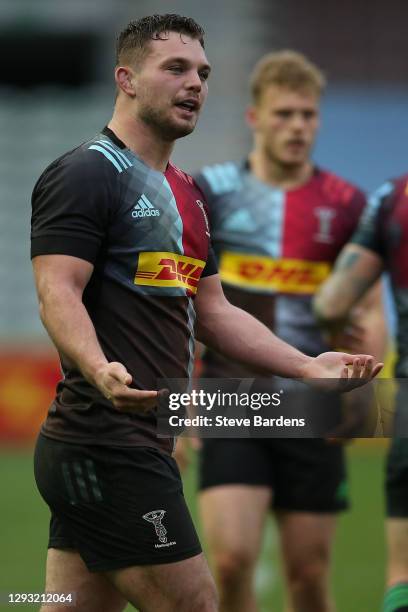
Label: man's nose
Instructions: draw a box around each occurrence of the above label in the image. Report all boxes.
[185,70,202,91]
[291,113,306,129]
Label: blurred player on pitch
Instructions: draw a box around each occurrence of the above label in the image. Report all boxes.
[192,51,387,612]
[315,175,408,612]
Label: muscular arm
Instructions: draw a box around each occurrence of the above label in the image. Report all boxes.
[33,255,106,383]
[32,254,157,410]
[195,273,382,383]
[314,244,384,331]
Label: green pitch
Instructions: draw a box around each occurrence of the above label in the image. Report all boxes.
[0,443,386,611]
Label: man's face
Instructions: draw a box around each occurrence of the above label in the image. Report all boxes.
[133,32,211,141]
[249,84,320,166]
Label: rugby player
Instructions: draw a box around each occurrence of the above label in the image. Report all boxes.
[315,176,408,612]
[193,51,387,612]
[31,18,381,612]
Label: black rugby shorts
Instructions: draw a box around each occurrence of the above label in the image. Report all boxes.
[199,437,348,513]
[34,434,201,571]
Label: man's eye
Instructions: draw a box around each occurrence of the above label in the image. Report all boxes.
[200,71,210,81]
[169,66,183,73]
[276,110,292,119]
[303,111,316,120]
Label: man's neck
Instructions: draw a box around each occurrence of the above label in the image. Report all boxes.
[248,150,313,191]
[108,111,174,173]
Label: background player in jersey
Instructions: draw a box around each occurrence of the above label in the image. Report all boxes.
[30,16,381,612]
[315,176,408,612]
[192,51,387,612]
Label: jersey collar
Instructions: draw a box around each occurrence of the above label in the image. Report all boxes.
[102,126,126,150]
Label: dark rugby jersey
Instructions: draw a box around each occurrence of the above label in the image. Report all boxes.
[31,127,217,452]
[351,175,408,376]
[195,161,366,377]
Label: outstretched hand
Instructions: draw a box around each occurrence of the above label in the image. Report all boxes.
[301,352,383,392]
[95,361,158,412]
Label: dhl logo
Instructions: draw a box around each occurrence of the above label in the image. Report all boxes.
[219,251,331,294]
[134,252,205,294]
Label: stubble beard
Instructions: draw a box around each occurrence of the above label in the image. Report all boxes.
[139,103,196,141]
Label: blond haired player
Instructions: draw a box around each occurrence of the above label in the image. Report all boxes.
[193,51,387,612]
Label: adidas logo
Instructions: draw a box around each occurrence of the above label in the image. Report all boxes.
[132,194,160,218]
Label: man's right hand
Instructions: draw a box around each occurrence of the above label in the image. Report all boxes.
[95,362,158,412]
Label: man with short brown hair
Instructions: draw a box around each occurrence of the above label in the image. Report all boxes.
[31,23,380,611]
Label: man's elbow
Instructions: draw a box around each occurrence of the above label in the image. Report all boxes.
[194,317,214,346]
[37,293,59,330]
[36,284,76,326]
[195,301,230,347]
[38,298,47,325]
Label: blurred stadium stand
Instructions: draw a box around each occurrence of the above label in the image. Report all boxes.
[0,0,407,442]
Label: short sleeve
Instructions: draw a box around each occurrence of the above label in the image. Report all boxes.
[350,181,395,256]
[202,245,218,277]
[31,147,118,263]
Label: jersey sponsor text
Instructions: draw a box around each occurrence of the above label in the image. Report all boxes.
[135,252,205,294]
[219,251,331,294]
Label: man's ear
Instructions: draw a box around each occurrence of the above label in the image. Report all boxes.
[245,105,258,130]
[115,66,137,97]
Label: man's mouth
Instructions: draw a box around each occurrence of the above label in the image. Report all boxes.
[286,139,306,148]
[175,99,199,113]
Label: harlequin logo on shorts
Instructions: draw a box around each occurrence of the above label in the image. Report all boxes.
[142,509,176,548]
[134,252,205,294]
[219,251,331,294]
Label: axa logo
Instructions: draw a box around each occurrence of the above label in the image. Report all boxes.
[134,252,205,294]
[132,194,160,218]
[143,509,177,548]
